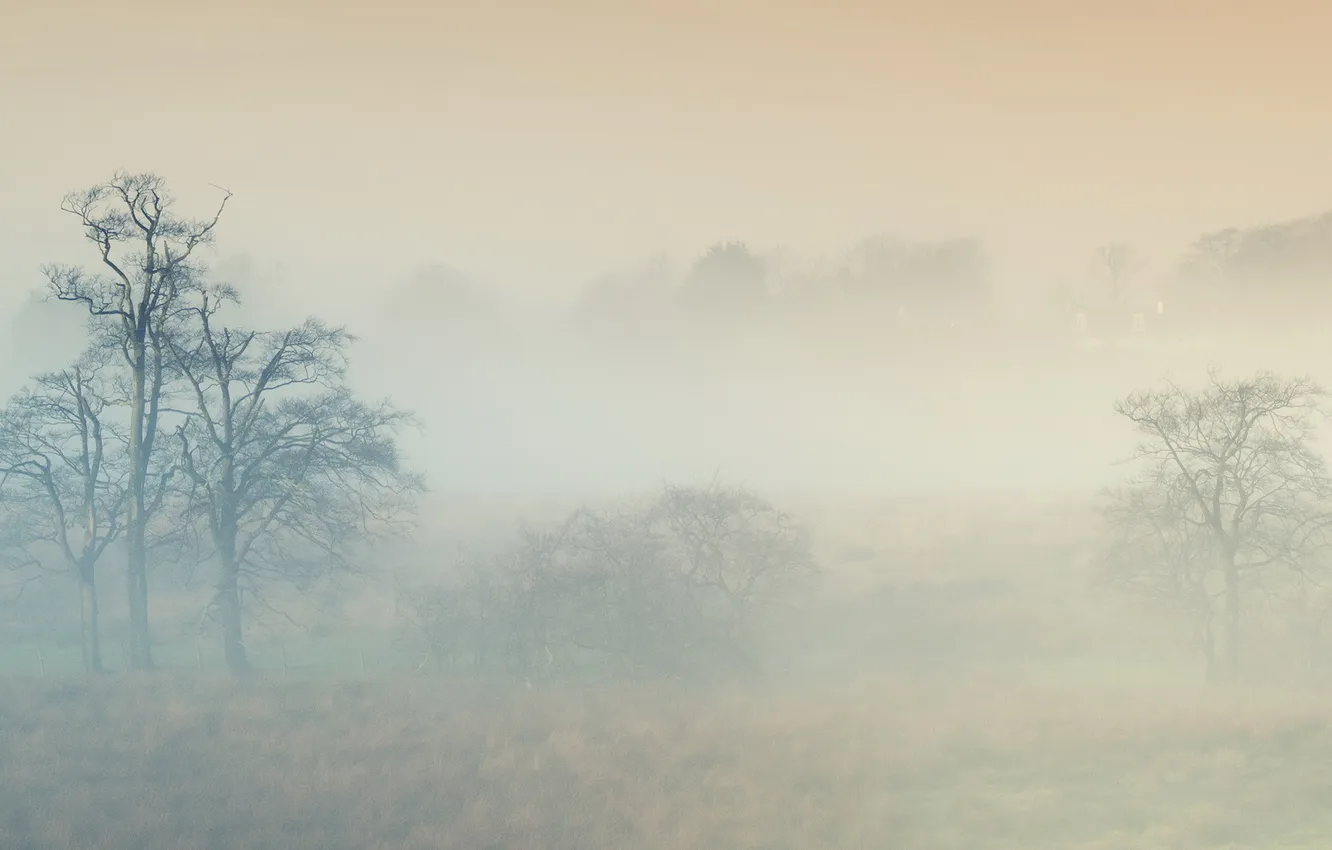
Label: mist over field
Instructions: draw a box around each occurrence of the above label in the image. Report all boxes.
[7,2,1332,848]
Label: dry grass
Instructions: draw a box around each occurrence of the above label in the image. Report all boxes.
[3,674,1332,849]
[0,489,1323,848]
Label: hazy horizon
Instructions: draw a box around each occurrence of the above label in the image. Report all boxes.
[5,0,1332,311]
[5,0,1332,499]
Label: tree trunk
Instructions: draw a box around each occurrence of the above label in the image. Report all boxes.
[126,521,153,670]
[78,560,104,674]
[216,564,249,675]
[125,339,154,670]
[213,474,249,675]
[1224,557,1241,677]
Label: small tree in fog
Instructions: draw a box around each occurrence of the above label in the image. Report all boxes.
[395,548,508,673]
[397,481,816,682]
[656,481,816,668]
[569,503,689,675]
[1110,371,1332,679]
[170,291,423,674]
[395,577,467,674]
[43,171,231,669]
[503,504,700,678]
[500,514,595,679]
[0,352,129,673]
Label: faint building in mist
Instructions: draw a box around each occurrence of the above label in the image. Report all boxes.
[1064,271,1173,350]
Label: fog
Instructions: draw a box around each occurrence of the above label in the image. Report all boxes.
[194,245,1331,501]
[2,238,1302,503]
[7,2,1332,848]
[4,1,1332,507]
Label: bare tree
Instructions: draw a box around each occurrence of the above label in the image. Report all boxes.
[395,576,466,674]
[395,549,508,674]
[497,514,590,680]
[1112,370,1332,678]
[169,291,423,674]
[395,481,815,684]
[656,481,816,668]
[1097,242,1133,301]
[0,352,127,673]
[43,171,231,669]
[568,503,688,675]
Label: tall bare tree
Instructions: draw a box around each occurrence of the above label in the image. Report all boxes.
[169,291,422,674]
[43,171,231,669]
[0,352,128,673]
[1097,242,1133,301]
[1112,371,1332,678]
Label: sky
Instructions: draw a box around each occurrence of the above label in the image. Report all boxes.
[3,0,1331,496]
[3,0,1331,315]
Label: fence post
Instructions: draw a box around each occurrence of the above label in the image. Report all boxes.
[195,637,204,674]
[281,643,289,675]
[36,645,45,678]
[359,646,367,675]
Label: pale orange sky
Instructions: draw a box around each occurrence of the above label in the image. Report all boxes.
[3,0,1331,315]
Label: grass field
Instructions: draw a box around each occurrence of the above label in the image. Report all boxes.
[0,632,423,680]
[3,674,1332,849]
[3,492,1329,848]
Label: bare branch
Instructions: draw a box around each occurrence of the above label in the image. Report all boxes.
[1109,370,1332,678]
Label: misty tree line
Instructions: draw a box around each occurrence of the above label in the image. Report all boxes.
[572,236,994,335]
[0,172,423,675]
[570,208,1332,344]
[1103,371,1332,682]
[395,481,816,681]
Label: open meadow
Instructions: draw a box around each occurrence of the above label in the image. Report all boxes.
[4,674,1332,850]
[5,492,1332,849]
